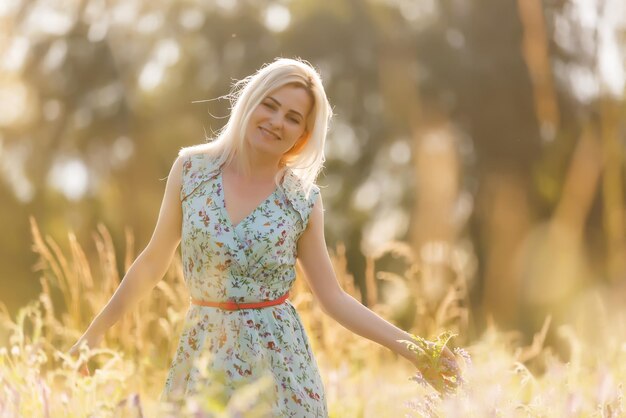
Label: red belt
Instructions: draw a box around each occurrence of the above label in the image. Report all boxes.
[190,292,289,310]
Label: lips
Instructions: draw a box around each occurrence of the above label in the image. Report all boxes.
[259,126,281,141]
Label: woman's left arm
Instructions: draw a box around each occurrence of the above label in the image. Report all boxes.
[297,193,425,368]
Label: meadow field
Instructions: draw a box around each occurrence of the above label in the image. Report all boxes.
[0,218,624,418]
[1,0,625,417]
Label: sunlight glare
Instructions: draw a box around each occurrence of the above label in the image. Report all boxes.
[598,0,626,96]
[216,0,238,12]
[137,11,164,34]
[179,8,205,30]
[2,37,29,72]
[353,180,380,212]
[0,79,31,127]
[87,20,109,43]
[111,136,135,168]
[23,3,74,37]
[48,158,89,201]
[111,1,139,26]
[326,122,360,164]
[155,39,181,67]
[389,140,411,165]
[362,208,409,255]
[0,141,35,203]
[264,4,291,33]
[0,0,20,17]
[139,61,165,91]
[41,39,68,73]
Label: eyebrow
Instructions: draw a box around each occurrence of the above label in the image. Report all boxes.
[266,96,305,120]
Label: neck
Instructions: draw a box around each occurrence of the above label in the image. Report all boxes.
[228,151,285,181]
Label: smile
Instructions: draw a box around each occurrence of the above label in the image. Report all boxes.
[259,126,281,141]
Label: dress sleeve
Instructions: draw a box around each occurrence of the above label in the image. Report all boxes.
[179,154,192,202]
[179,153,221,202]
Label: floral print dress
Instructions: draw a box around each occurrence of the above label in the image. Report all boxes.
[159,152,327,417]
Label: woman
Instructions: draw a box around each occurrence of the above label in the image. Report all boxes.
[68,58,460,416]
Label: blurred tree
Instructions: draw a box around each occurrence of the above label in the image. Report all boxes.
[0,0,623,345]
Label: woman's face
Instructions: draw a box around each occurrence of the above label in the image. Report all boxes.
[245,84,313,160]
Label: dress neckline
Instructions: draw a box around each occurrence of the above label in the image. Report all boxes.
[218,168,284,229]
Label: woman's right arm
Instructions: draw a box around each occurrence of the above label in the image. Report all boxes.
[68,155,186,356]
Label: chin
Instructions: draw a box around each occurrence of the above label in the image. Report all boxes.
[246,133,281,157]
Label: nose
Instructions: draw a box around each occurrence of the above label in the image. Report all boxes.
[268,112,284,130]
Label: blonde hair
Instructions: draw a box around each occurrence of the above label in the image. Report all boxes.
[179,57,332,196]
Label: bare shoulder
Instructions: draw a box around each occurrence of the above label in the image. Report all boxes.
[166,155,187,200]
[169,155,187,180]
[141,154,186,269]
[310,185,325,217]
[310,189,324,218]
[301,189,325,238]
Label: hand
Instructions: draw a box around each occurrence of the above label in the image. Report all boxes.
[414,346,462,394]
[67,333,103,377]
[439,346,461,376]
[400,331,467,395]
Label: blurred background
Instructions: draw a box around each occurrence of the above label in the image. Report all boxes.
[1,0,625,348]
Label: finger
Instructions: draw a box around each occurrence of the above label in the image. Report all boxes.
[442,347,455,358]
[79,362,90,377]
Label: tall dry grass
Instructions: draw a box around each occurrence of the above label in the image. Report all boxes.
[0,217,624,417]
